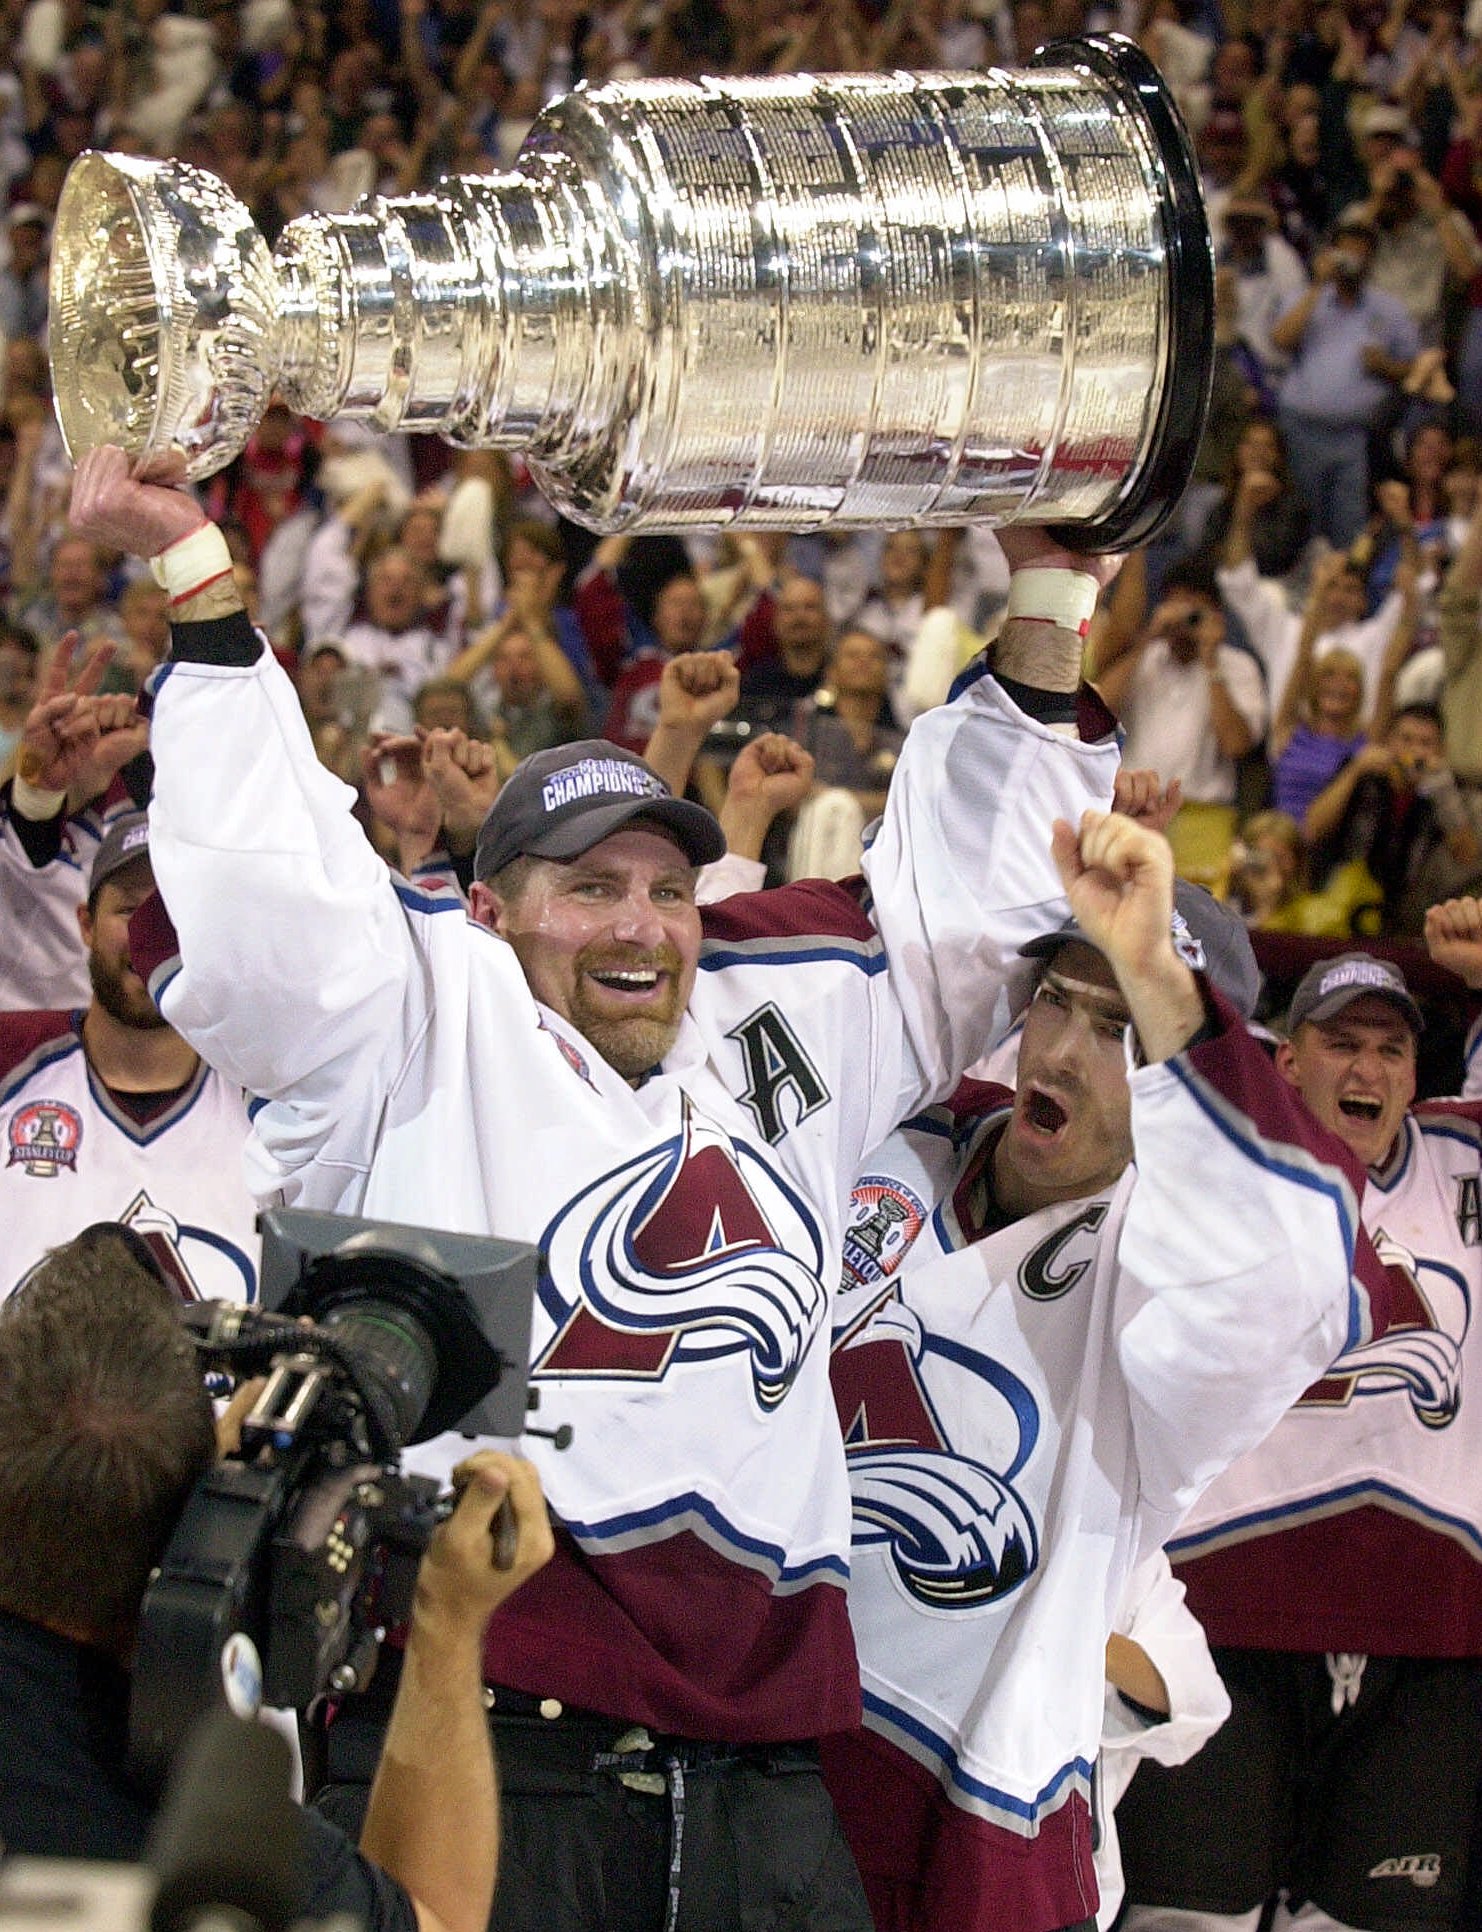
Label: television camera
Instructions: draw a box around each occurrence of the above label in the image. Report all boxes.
[128,1207,554,1791]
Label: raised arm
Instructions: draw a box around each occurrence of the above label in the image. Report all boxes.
[1116,973,1380,1548]
[1426,895,1482,1100]
[856,526,1123,1137]
[1270,551,1346,758]
[1365,545,1421,741]
[1438,487,1482,686]
[641,651,740,798]
[1270,252,1333,358]
[68,447,430,1136]
[716,732,815,863]
[1086,544,1147,687]
[1048,810,1205,1063]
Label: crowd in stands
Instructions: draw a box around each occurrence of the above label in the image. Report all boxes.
[5,0,1482,991]
[6,3,1482,1930]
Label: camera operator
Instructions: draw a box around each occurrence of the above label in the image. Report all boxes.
[0,1230,553,1932]
[1303,701,1482,935]
[1089,562,1267,890]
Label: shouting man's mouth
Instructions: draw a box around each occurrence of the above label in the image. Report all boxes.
[1339,1096,1383,1123]
[1023,1088,1069,1138]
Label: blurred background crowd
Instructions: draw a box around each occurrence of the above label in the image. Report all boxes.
[7,0,1482,1042]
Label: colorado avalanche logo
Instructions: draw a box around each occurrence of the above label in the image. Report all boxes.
[7,1100,82,1176]
[536,1098,829,1410]
[1303,1230,1467,1428]
[833,1300,1040,1609]
[11,1191,257,1304]
[117,1192,258,1304]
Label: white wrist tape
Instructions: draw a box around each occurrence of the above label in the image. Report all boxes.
[1004,567,1100,639]
[149,522,234,605]
[11,773,66,819]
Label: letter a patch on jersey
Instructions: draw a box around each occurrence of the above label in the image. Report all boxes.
[726,1003,829,1146]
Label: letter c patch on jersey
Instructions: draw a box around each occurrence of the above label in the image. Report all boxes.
[1018,1201,1111,1301]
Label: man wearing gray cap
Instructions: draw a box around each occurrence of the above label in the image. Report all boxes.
[0,810,258,1302]
[822,817,1381,1932]
[69,441,1154,1932]
[1119,942,1482,1932]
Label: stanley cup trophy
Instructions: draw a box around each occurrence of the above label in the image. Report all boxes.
[48,36,1213,549]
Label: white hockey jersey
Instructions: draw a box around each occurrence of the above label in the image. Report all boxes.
[136,628,1121,1742]
[822,1013,1375,1932]
[0,796,94,1011]
[1095,1553,1231,1931]
[1172,1082,1482,1657]
[0,1009,259,1301]
[0,780,149,1012]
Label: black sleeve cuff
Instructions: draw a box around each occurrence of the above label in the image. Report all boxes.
[169,609,263,667]
[995,673,1079,728]
[1116,1690,1171,1728]
[121,750,154,811]
[449,845,476,895]
[2,780,64,867]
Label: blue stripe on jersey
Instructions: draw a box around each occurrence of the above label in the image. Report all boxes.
[1368,1121,1414,1193]
[947,656,992,705]
[560,1486,850,1586]
[178,1222,259,1301]
[1169,1058,1366,1350]
[699,942,889,975]
[898,1111,958,1141]
[393,880,468,915]
[247,1094,268,1121]
[0,1028,82,1106]
[140,660,175,718]
[864,1685,1092,1826]
[86,1054,212,1146]
[1167,1477,1482,1562]
[148,961,183,1007]
[1416,1117,1482,1155]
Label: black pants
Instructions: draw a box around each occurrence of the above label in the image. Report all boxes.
[315,1693,874,1932]
[1117,1649,1482,1932]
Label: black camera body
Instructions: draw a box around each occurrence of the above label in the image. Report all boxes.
[128,1209,543,1791]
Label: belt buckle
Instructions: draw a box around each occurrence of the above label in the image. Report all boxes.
[608,1726,667,1795]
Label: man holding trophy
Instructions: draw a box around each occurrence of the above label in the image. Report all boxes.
[57,36,1225,1932]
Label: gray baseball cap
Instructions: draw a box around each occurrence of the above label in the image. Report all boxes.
[473,740,726,882]
[88,811,151,900]
[1020,878,1262,1020]
[1286,951,1423,1036]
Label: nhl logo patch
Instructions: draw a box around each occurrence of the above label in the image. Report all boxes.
[7,1099,83,1177]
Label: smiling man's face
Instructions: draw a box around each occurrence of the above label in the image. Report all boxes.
[480,825,701,1084]
[1277,994,1417,1169]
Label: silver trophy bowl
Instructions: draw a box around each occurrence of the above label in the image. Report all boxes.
[49,38,1213,547]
